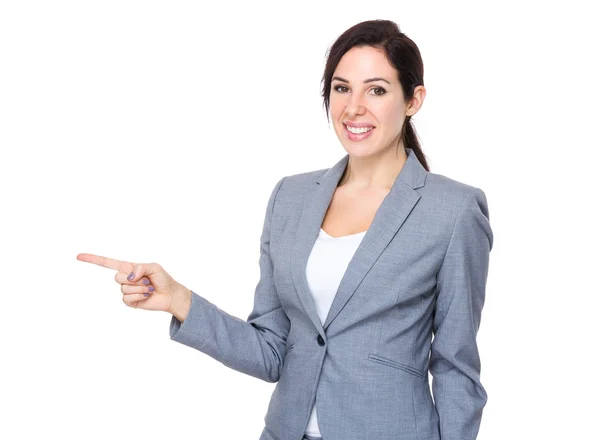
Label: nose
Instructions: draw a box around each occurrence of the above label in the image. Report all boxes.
[344,105,365,118]
[344,94,367,118]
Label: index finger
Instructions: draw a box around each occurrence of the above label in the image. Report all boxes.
[76,253,135,273]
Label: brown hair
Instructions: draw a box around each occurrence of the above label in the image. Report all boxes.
[321,19,429,171]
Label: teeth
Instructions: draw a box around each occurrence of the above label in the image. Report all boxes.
[346,125,373,134]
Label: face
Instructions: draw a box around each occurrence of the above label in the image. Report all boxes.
[330,46,414,159]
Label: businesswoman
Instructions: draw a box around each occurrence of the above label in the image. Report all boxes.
[78,19,493,440]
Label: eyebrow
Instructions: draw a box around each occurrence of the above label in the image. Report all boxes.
[332,76,391,85]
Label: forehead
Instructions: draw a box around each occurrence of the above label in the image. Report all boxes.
[333,46,398,82]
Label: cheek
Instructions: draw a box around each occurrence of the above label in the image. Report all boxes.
[329,98,345,119]
[375,103,405,130]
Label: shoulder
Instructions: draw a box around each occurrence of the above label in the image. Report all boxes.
[420,171,490,222]
[273,167,327,196]
[282,168,327,186]
[263,167,327,215]
[425,171,485,200]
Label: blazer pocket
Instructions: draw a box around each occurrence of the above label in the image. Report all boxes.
[368,354,425,379]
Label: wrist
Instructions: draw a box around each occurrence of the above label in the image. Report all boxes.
[169,285,192,322]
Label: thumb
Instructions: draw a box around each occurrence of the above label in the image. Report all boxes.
[127,264,145,282]
[127,263,160,283]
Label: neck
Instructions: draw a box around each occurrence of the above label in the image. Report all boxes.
[339,145,408,190]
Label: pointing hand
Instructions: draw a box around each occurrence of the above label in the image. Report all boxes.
[76,253,188,313]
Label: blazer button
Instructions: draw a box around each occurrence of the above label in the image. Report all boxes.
[317,334,325,346]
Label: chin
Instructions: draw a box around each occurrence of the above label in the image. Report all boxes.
[342,140,401,159]
[341,144,381,157]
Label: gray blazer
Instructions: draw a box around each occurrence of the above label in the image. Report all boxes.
[170,147,493,440]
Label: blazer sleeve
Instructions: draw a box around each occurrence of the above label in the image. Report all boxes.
[429,188,493,440]
[168,176,290,383]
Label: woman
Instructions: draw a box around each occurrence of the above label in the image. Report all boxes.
[78,19,492,440]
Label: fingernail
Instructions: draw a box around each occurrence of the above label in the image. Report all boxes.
[148,286,155,292]
[144,293,150,297]
[127,273,134,281]
[142,278,150,285]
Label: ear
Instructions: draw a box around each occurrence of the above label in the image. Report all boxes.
[407,85,427,116]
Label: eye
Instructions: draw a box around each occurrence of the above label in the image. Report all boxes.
[370,86,387,96]
[332,84,387,96]
[333,85,349,93]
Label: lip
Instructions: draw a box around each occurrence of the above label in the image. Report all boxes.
[343,123,375,141]
[343,121,376,128]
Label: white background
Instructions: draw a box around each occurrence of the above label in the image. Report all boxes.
[1,0,598,438]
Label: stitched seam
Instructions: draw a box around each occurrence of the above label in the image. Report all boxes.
[269,176,286,236]
[435,192,470,313]
[436,376,447,436]
[268,176,287,374]
[268,175,286,296]
[411,380,419,439]
[438,192,470,271]
[413,292,424,377]
[433,191,470,436]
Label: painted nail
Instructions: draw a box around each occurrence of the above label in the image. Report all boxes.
[144,293,150,297]
[142,278,150,285]
[127,273,134,281]
[148,286,155,292]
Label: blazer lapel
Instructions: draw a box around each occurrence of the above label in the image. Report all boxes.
[290,148,427,336]
[290,154,348,336]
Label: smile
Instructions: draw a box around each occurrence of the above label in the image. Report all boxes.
[344,124,375,141]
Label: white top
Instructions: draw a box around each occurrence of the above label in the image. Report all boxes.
[303,227,367,437]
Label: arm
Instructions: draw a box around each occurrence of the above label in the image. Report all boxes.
[168,177,290,383]
[429,188,493,440]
